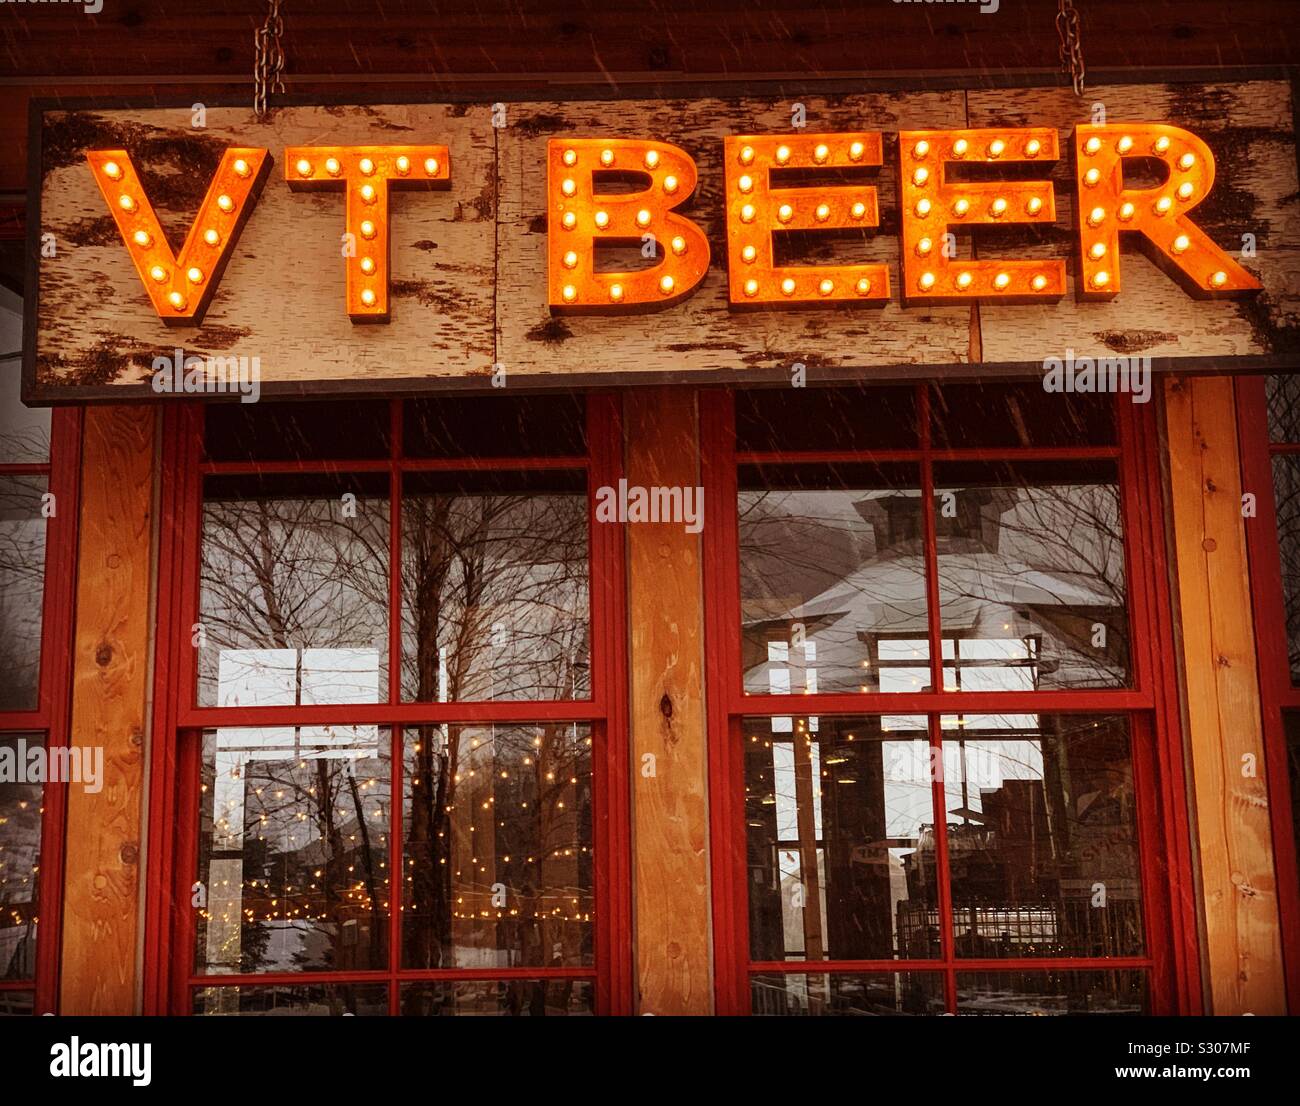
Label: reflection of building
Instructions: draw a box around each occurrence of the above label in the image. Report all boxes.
[743,485,1129,697]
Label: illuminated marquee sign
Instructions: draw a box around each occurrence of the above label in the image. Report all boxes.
[82,122,1258,326]
[25,86,1299,399]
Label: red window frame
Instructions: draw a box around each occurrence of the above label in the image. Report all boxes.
[1237,375,1300,1013]
[701,384,1200,1015]
[142,395,630,1015]
[0,405,81,1015]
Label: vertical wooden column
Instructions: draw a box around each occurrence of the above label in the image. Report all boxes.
[60,405,156,1014]
[1164,375,1286,1014]
[625,387,712,1015]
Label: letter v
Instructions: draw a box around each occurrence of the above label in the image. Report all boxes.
[86,147,270,325]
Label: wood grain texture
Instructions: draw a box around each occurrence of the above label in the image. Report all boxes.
[3,2,1298,84]
[972,82,1300,363]
[34,105,495,390]
[625,387,711,1015]
[60,405,156,1015]
[1164,373,1286,1015]
[27,81,1300,398]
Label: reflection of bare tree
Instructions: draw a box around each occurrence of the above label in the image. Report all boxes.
[936,474,1129,686]
[739,467,1129,694]
[199,482,389,702]
[1266,377,1300,676]
[0,478,47,711]
[0,736,43,983]
[401,487,589,702]
[196,475,593,999]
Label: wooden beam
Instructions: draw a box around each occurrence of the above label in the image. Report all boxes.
[60,404,156,1015]
[625,387,711,1015]
[1164,374,1286,1014]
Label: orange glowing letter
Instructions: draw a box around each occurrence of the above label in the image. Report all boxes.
[86,147,269,325]
[1073,123,1261,300]
[897,128,1065,304]
[285,145,450,322]
[547,139,709,312]
[723,132,888,305]
[894,130,1066,306]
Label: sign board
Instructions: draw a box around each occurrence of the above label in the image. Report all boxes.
[23,79,1300,401]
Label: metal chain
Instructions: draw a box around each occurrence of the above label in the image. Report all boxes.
[254,0,286,119]
[1056,0,1086,98]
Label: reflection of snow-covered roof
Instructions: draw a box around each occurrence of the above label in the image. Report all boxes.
[749,551,1117,635]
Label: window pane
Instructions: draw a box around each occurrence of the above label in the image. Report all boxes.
[1284,713,1300,895]
[1267,375,1300,444]
[739,463,928,695]
[403,723,594,970]
[745,714,937,962]
[204,400,391,462]
[401,471,589,702]
[400,979,594,1016]
[942,713,1143,959]
[195,726,391,975]
[956,970,1147,1015]
[735,386,919,452]
[934,460,1129,689]
[193,983,387,1015]
[0,368,50,464]
[1272,456,1300,684]
[403,395,586,458]
[199,474,389,707]
[930,382,1116,448]
[0,734,43,982]
[0,476,47,711]
[0,991,34,1016]
[750,972,944,1015]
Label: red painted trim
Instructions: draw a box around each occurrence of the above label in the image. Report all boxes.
[148,397,631,1014]
[1236,375,1300,1013]
[197,456,589,476]
[735,446,1121,465]
[188,966,597,987]
[703,384,1199,1015]
[747,957,1154,972]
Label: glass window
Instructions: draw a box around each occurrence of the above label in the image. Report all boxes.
[400,471,589,702]
[955,970,1146,1015]
[1,344,74,1017]
[934,460,1129,689]
[750,972,944,1016]
[0,476,48,711]
[194,726,392,976]
[181,396,615,1015]
[737,392,1132,697]
[0,734,43,989]
[716,384,1161,1015]
[402,723,593,970]
[745,714,936,962]
[740,463,926,695]
[199,474,390,708]
[942,713,1142,959]
[399,979,593,1016]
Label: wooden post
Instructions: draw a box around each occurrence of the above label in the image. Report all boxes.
[60,405,156,1014]
[625,387,712,1015]
[1164,374,1286,1015]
